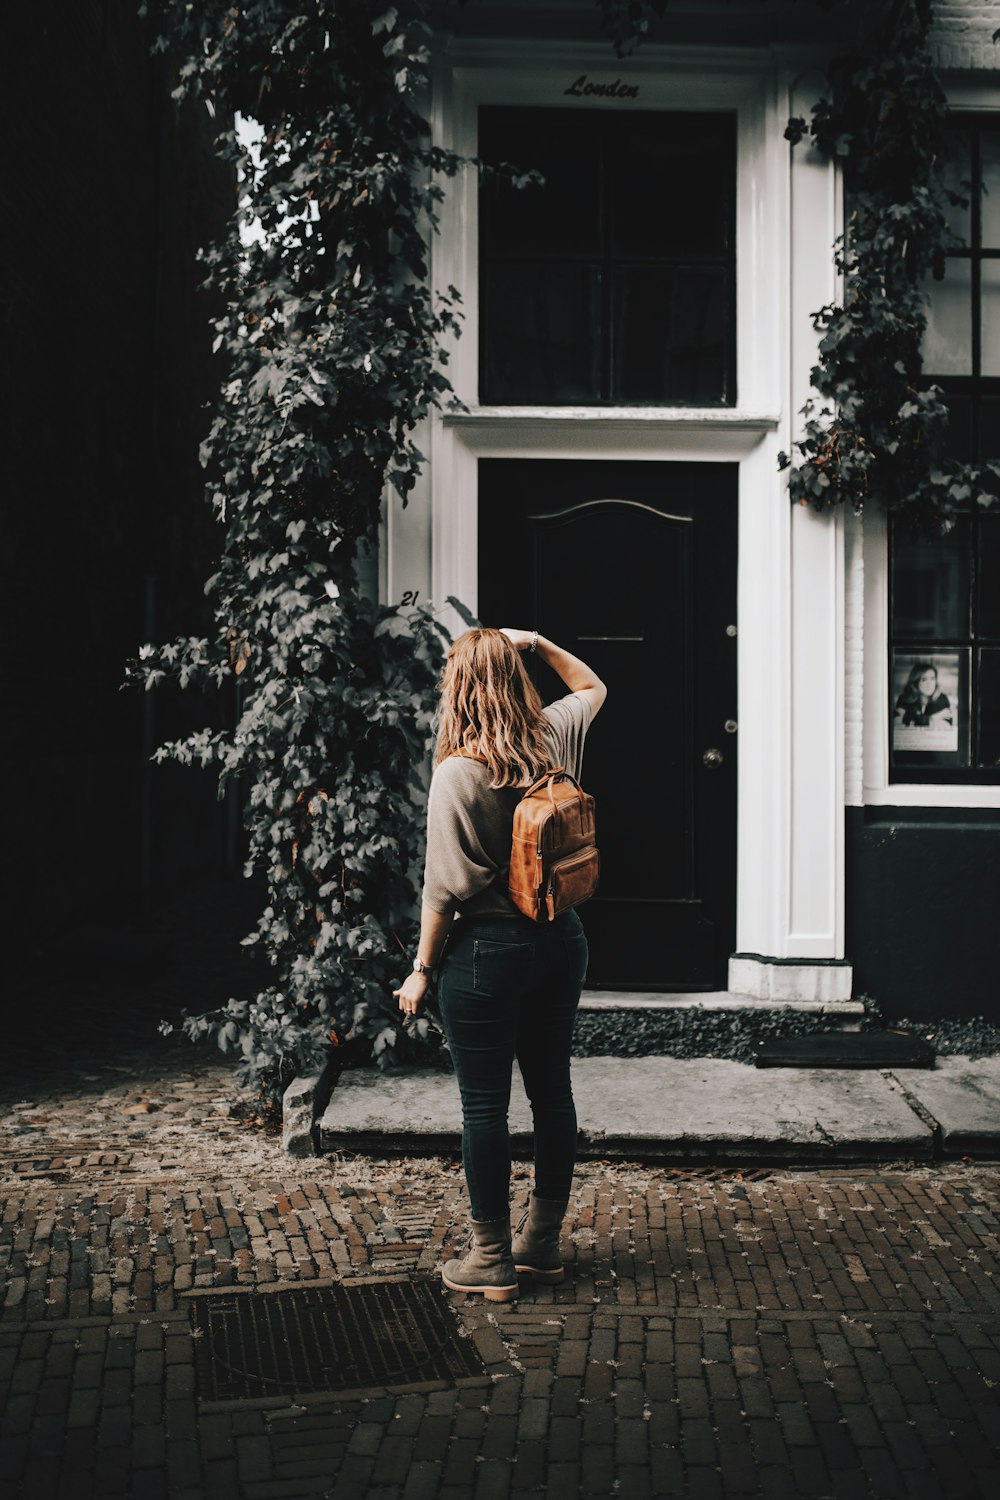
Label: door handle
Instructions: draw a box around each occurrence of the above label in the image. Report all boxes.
[702,748,724,768]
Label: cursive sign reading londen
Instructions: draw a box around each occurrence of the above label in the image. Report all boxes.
[564,74,639,99]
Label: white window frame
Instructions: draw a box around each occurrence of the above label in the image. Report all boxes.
[859,83,1000,811]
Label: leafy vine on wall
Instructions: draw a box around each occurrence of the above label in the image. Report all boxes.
[781,0,1000,525]
[127,0,634,1116]
[600,0,999,526]
[129,0,473,1112]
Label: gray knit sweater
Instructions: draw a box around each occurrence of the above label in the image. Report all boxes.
[421,691,593,920]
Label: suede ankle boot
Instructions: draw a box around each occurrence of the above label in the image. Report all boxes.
[511,1194,568,1283]
[441,1216,519,1302]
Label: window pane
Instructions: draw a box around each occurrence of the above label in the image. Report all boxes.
[940,128,972,247]
[611,113,735,259]
[979,516,1000,638]
[483,263,601,403]
[981,131,1000,250]
[922,257,973,375]
[892,517,970,638]
[479,109,602,259]
[479,107,735,407]
[981,397,1000,461]
[982,259,1000,376]
[977,649,1000,767]
[612,266,729,404]
[944,393,974,462]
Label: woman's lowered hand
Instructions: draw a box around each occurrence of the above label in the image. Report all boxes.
[393,908,450,1018]
[393,969,430,1017]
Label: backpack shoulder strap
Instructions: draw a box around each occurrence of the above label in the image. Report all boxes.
[449,753,570,798]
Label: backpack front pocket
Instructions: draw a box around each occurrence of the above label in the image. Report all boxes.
[545,846,600,920]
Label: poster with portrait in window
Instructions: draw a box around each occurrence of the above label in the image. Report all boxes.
[891,650,969,766]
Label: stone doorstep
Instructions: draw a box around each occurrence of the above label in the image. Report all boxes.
[282,996,866,1155]
[294,1056,968,1165]
[290,1055,1000,1163]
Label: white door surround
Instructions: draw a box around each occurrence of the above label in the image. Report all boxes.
[387,40,853,1002]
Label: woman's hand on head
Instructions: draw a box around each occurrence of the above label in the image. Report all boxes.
[501,629,607,718]
[500,628,534,652]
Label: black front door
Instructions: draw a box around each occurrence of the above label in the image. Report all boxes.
[479,459,737,990]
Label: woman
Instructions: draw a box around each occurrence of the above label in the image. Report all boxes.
[894,662,953,728]
[393,626,607,1302]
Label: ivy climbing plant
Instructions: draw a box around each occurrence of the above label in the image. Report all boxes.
[129,0,479,1113]
[780,0,1000,526]
[595,0,670,56]
[129,0,633,1117]
[597,0,1000,526]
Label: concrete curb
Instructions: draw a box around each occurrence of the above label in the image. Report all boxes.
[281,1075,319,1157]
[281,1060,338,1157]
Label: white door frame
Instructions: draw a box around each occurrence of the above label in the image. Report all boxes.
[392,39,851,1001]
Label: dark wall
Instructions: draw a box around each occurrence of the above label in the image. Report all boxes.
[2,2,235,955]
[430,0,859,49]
[846,807,1000,1020]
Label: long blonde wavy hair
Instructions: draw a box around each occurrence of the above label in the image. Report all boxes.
[434,629,551,787]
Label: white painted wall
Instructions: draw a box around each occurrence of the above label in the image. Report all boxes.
[930,0,1000,69]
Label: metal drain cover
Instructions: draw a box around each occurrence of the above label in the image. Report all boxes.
[189,1279,482,1400]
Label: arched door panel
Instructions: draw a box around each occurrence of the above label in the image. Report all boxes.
[479,458,737,990]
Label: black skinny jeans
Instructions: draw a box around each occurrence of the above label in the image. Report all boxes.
[435,910,589,1222]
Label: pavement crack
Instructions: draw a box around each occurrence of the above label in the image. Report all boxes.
[885,1069,944,1148]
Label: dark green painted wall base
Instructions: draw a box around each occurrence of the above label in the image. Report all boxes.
[845,806,1000,1021]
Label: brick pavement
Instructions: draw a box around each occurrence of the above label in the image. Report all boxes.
[2,1049,1000,1498]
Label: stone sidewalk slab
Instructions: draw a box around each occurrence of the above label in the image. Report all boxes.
[318,1056,936,1162]
[895,1056,1000,1153]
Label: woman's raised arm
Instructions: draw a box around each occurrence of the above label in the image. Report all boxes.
[500,629,607,720]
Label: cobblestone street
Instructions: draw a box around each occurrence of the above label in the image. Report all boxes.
[2,1046,999,1499]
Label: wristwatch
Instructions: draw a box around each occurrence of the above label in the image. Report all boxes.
[413,956,435,979]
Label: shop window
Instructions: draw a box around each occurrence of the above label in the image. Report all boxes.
[890,118,1000,782]
[478,108,736,405]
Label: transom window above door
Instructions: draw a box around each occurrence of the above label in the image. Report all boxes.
[921,116,1000,461]
[478,108,737,406]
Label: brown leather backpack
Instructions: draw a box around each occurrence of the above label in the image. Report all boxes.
[507,766,599,921]
[454,754,599,921]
